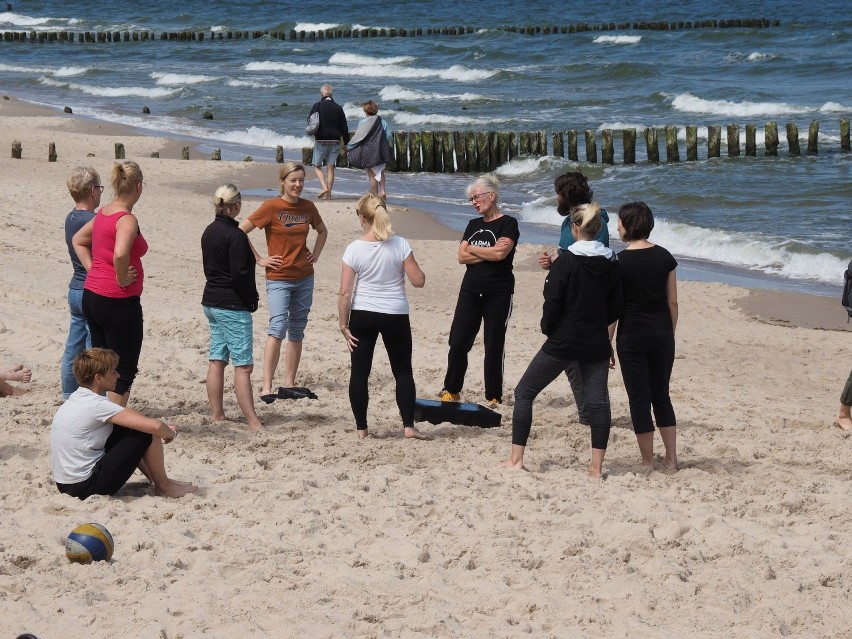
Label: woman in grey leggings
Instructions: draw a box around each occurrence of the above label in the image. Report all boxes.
[501,202,622,478]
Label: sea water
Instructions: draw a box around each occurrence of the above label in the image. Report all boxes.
[1,0,849,294]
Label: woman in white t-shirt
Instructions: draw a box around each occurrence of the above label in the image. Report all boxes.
[338,193,426,439]
[50,348,197,500]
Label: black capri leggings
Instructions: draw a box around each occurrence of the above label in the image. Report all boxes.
[616,329,676,434]
[348,310,416,431]
[512,349,612,450]
[82,289,144,395]
[56,426,152,500]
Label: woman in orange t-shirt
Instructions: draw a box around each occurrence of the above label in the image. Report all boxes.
[239,162,328,403]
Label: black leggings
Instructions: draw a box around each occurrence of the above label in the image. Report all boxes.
[616,329,676,434]
[82,290,143,395]
[443,288,513,402]
[348,310,415,431]
[512,350,612,449]
[56,426,152,500]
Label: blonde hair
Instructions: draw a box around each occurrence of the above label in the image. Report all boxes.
[73,348,119,387]
[570,201,602,238]
[111,160,143,198]
[362,100,379,116]
[465,174,500,201]
[213,183,241,216]
[67,166,101,202]
[356,193,393,241]
[278,161,305,193]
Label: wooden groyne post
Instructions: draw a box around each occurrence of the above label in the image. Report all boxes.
[807,120,819,155]
[645,128,659,163]
[727,124,740,157]
[48,142,57,162]
[786,121,800,156]
[686,126,698,161]
[765,122,779,156]
[11,140,21,159]
[841,119,850,152]
[114,142,125,159]
[623,129,636,164]
[665,126,679,162]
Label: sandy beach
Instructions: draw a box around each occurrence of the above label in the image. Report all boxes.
[2,97,851,638]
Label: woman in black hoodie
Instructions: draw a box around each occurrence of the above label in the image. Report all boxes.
[501,202,622,478]
[201,184,262,431]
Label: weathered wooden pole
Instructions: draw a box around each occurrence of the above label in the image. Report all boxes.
[785,121,800,156]
[489,131,499,169]
[566,130,578,161]
[665,126,679,162]
[211,149,221,161]
[745,124,757,156]
[726,124,740,157]
[584,129,597,163]
[497,132,511,166]
[685,125,698,161]
[395,132,410,171]
[519,131,530,155]
[537,131,547,156]
[463,132,476,171]
[765,122,779,156]
[841,119,850,152]
[150,152,159,158]
[421,132,435,172]
[301,147,312,165]
[452,131,466,172]
[476,131,490,171]
[644,127,659,163]
[708,125,721,158]
[807,120,819,154]
[409,132,422,171]
[114,142,125,159]
[552,131,564,158]
[508,132,518,161]
[601,129,614,164]
[181,146,190,160]
[432,133,444,172]
[623,128,636,164]
[48,142,57,162]
[275,145,284,163]
[12,140,22,159]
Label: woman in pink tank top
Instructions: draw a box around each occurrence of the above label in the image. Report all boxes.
[73,161,147,407]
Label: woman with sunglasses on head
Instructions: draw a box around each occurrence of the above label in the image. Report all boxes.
[72,161,146,408]
[501,202,622,479]
[338,193,426,439]
[614,202,679,470]
[439,175,519,408]
[61,166,102,399]
[239,162,328,403]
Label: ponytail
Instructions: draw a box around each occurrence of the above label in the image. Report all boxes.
[356,193,393,241]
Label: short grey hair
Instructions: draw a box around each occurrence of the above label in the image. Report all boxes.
[320,83,333,97]
[465,174,500,202]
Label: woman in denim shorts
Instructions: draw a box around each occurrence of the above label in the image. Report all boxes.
[239,162,328,403]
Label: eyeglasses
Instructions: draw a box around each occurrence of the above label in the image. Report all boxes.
[468,191,494,203]
[91,185,104,193]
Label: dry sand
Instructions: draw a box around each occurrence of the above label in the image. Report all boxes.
[1,97,851,638]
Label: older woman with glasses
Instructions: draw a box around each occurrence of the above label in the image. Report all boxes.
[439,175,519,408]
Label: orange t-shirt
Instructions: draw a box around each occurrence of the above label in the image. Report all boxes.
[247,197,323,281]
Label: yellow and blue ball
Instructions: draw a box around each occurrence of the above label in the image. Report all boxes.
[65,523,114,564]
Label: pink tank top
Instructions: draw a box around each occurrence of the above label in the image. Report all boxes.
[84,210,148,298]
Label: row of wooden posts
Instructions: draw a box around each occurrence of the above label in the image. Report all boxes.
[10,120,849,169]
[0,18,778,44]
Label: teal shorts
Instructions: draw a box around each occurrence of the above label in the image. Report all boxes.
[203,306,254,367]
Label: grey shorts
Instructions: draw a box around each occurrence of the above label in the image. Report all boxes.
[312,140,340,167]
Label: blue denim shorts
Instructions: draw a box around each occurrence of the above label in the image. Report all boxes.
[312,141,341,167]
[203,306,254,366]
[266,274,314,341]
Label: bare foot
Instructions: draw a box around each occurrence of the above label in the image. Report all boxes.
[499,458,525,470]
[404,426,429,440]
[212,412,226,423]
[663,455,679,471]
[588,468,604,480]
[835,416,852,431]
[247,420,263,433]
[11,386,29,396]
[155,480,198,498]
[317,190,328,199]
[1,365,31,383]
[357,429,368,438]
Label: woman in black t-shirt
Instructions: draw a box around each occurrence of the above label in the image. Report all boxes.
[440,175,519,407]
[615,202,679,470]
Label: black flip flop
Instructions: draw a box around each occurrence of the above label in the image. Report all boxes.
[277,386,319,400]
[260,393,277,404]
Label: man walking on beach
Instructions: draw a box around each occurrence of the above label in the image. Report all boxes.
[308,84,350,200]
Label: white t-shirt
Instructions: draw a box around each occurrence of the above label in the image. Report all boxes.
[50,387,124,484]
[342,235,413,314]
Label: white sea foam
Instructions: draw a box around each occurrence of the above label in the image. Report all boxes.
[820,102,851,112]
[391,112,505,126]
[671,93,810,118]
[379,85,486,102]
[245,60,497,82]
[210,25,227,32]
[747,52,772,61]
[651,219,846,284]
[593,35,641,44]
[227,79,276,89]
[351,24,386,31]
[151,72,219,86]
[39,77,180,98]
[495,158,548,178]
[0,11,52,26]
[53,66,90,77]
[293,22,341,32]
[329,53,415,66]
[0,63,89,77]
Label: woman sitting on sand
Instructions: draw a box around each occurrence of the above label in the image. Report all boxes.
[614,202,679,470]
[201,184,262,432]
[72,161,146,408]
[501,202,622,478]
[239,162,328,404]
[0,364,31,397]
[338,194,427,439]
[346,100,393,199]
[50,348,196,500]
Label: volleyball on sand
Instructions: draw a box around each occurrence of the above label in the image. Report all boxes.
[65,523,114,564]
